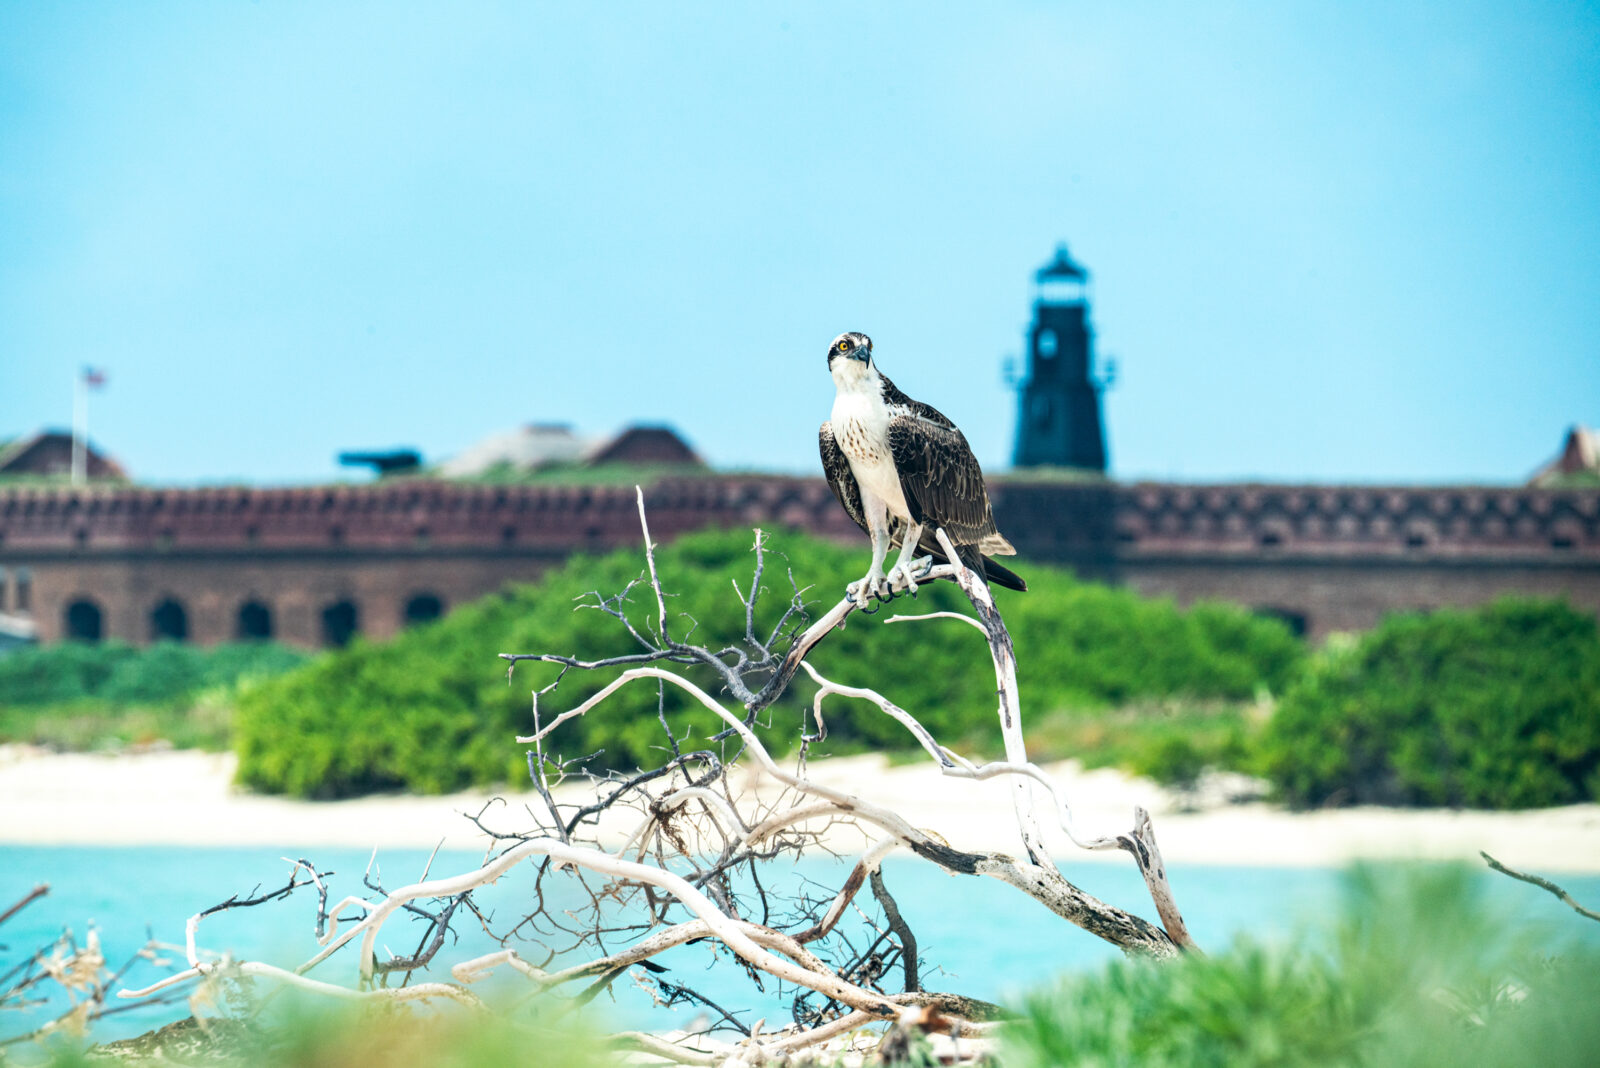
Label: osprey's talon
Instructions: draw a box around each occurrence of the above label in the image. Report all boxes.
[887,562,920,596]
[849,570,888,604]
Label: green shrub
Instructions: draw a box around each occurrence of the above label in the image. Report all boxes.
[1019,700,1255,788]
[0,641,141,704]
[0,641,308,750]
[1005,864,1600,1067]
[49,1004,614,1067]
[235,526,1302,798]
[1262,599,1600,809]
[98,642,211,705]
[197,641,312,688]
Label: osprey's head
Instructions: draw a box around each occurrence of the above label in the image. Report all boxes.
[827,332,873,373]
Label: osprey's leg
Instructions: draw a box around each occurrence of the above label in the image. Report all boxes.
[847,497,893,601]
[886,522,927,594]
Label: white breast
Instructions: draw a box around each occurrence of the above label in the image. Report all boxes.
[831,387,911,519]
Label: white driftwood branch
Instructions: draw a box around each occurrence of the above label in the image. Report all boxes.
[112,501,1198,1065]
[934,528,1050,868]
[1112,807,1197,950]
[801,659,1127,852]
[927,527,1194,950]
[884,609,987,634]
[612,1030,726,1066]
[522,665,1176,955]
[119,961,482,1008]
[637,485,671,642]
[125,834,905,1021]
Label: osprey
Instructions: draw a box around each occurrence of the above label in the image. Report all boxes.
[819,331,1026,599]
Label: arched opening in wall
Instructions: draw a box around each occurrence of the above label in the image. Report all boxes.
[64,599,104,642]
[237,600,273,641]
[403,593,445,628]
[150,598,189,643]
[321,600,359,649]
[1253,606,1308,639]
[15,568,30,612]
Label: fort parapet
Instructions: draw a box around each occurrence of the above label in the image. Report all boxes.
[1,477,1595,647]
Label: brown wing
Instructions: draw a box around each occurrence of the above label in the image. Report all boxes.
[819,422,868,536]
[887,415,1004,549]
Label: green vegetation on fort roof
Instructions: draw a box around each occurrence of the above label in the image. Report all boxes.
[233,526,1304,798]
[423,460,723,485]
[1536,469,1600,489]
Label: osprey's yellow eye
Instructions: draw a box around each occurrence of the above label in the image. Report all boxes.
[838,341,848,352]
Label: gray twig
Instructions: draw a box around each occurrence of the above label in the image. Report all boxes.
[1481,850,1600,923]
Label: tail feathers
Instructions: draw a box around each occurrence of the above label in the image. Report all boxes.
[954,542,1028,593]
[981,555,1028,592]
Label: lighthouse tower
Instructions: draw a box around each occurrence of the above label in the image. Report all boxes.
[1010,245,1109,471]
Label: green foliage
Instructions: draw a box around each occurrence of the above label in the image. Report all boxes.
[1005,864,1600,1068]
[0,641,308,751]
[1262,599,1600,808]
[0,641,140,705]
[216,1006,613,1068]
[235,526,1302,798]
[1014,701,1254,789]
[49,1005,613,1067]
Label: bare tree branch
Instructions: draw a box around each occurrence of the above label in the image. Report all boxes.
[104,492,1193,1064]
[0,884,48,929]
[1481,850,1600,924]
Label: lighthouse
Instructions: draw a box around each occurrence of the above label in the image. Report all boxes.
[1011,245,1109,472]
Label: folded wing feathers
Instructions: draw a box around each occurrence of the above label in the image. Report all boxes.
[818,422,867,533]
[887,415,1012,553]
[826,397,1017,562]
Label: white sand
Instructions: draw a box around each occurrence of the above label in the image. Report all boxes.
[1,745,1597,873]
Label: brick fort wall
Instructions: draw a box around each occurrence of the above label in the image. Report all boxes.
[1,476,1595,646]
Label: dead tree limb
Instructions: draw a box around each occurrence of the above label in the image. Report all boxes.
[111,489,1195,1064]
[0,884,49,929]
[1481,850,1600,924]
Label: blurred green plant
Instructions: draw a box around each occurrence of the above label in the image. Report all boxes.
[1005,864,1600,1068]
[35,1005,615,1068]
[234,526,1301,798]
[1261,598,1600,808]
[1004,699,1255,790]
[0,641,307,751]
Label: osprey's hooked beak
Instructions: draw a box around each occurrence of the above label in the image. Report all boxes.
[850,346,871,363]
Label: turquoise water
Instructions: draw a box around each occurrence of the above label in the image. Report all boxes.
[3,845,1598,1045]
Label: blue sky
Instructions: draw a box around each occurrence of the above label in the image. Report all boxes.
[2,2,1596,485]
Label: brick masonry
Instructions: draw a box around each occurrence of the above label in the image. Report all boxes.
[1,476,1595,646]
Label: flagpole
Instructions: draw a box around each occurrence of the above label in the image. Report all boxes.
[71,369,87,486]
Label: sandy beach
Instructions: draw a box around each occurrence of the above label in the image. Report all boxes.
[2,744,1597,873]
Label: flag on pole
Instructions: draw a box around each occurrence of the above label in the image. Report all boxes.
[83,367,107,390]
